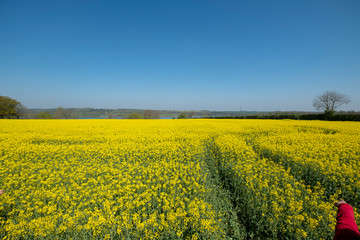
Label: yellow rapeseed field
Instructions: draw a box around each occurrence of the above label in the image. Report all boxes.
[0,119,359,239]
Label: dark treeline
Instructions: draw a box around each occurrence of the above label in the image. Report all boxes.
[207,113,360,121]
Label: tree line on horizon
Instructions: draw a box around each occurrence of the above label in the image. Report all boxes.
[0,91,357,120]
[18,107,162,119]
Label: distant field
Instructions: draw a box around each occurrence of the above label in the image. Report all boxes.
[1,119,359,239]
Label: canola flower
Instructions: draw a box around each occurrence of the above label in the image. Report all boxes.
[0,119,359,239]
[208,134,337,239]
[250,121,360,210]
[0,120,226,239]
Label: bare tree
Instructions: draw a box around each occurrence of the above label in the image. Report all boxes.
[36,112,53,119]
[313,91,350,114]
[143,110,160,119]
[54,107,72,119]
[16,104,28,118]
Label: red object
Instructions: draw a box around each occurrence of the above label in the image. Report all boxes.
[334,203,360,240]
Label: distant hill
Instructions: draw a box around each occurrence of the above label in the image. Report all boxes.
[24,108,344,120]
[24,108,260,119]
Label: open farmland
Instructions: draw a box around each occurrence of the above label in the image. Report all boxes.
[0,119,359,239]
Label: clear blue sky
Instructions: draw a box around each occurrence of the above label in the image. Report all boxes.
[1,0,359,111]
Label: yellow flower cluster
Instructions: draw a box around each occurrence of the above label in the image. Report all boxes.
[210,134,337,239]
[0,119,359,239]
[251,121,360,211]
[0,120,224,239]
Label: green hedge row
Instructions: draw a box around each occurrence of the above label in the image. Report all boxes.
[208,113,360,121]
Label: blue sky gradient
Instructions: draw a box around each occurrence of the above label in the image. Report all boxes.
[1,0,359,111]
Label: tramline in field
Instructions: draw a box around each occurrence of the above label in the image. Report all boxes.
[0,119,359,239]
